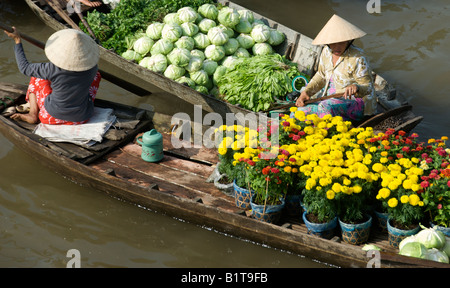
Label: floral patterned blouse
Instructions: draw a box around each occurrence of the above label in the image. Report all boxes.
[304,45,377,116]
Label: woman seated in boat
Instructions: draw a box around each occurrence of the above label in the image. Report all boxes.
[4,27,101,124]
[294,15,376,122]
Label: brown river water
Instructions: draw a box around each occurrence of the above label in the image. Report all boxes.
[0,0,449,268]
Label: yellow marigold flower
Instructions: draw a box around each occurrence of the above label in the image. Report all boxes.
[284,166,292,173]
[289,107,297,113]
[402,179,412,190]
[388,198,398,208]
[408,194,421,206]
[428,138,436,144]
[326,190,335,200]
[400,195,409,204]
[218,147,228,155]
[332,183,342,193]
[353,185,362,193]
[442,136,449,141]
[380,151,388,157]
[291,167,298,173]
[378,188,390,199]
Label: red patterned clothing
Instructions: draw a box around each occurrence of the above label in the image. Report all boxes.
[26,72,101,125]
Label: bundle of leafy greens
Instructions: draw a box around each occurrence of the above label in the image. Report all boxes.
[217,54,300,112]
[80,0,214,54]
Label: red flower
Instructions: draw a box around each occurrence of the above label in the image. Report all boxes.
[271,168,280,174]
[262,167,270,175]
[397,153,404,159]
[438,204,443,210]
[402,146,410,152]
[398,130,406,136]
[421,180,430,188]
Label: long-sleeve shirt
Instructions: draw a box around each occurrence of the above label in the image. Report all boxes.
[14,43,97,122]
[304,45,377,116]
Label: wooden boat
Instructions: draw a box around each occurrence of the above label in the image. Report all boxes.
[24,0,423,133]
[1,82,448,268]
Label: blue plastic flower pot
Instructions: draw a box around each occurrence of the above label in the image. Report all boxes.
[302,211,338,239]
[339,215,372,245]
[250,196,285,224]
[387,218,420,249]
[233,180,253,209]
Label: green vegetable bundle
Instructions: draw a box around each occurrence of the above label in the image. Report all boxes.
[80,0,214,54]
[217,54,300,112]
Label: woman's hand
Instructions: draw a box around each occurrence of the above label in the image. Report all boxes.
[343,84,359,99]
[295,91,310,107]
[4,26,21,44]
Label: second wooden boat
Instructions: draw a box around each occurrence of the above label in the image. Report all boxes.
[0,82,445,268]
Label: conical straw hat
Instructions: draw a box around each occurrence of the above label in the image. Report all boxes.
[45,29,99,72]
[312,14,366,45]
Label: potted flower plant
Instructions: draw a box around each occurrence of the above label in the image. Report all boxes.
[420,136,450,236]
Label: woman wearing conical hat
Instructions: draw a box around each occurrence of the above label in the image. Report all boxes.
[294,15,376,122]
[4,27,101,124]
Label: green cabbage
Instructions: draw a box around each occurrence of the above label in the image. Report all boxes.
[195,85,209,94]
[221,56,241,70]
[133,36,154,56]
[186,56,203,73]
[198,3,218,20]
[164,64,185,80]
[177,7,198,23]
[268,28,285,46]
[151,38,174,55]
[167,48,191,67]
[217,24,234,38]
[217,7,240,28]
[236,33,254,49]
[146,22,164,40]
[252,42,273,56]
[207,26,229,46]
[416,226,446,249]
[148,54,168,73]
[202,59,218,75]
[175,36,195,50]
[204,44,226,62]
[138,56,151,68]
[233,47,251,58]
[223,38,239,55]
[176,76,196,88]
[251,24,271,43]
[161,23,183,42]
[190,70,209,86]
[399,242,427,259]
[399,235,417,251]
[163,13,181,25]
[121,50,143,62]
[425,248,449,263]
[235,19,252,34]
[191,49,205,60]
[238,10,254,23]
[213,65,227,85]
[198,18,216,33]
[193,33,211,49]
[181,22,199,37]
[442,237,450,257]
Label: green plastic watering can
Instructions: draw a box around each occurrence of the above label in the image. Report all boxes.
[136,129,164,162]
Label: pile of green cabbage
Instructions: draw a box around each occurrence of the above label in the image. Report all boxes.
[120,4,286,96]
[399,225,450,263]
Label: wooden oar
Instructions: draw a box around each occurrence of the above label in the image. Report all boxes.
[267,92,345,112]
[44,0,82,31]
[0,23,150,96]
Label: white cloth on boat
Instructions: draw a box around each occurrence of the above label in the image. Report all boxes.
[33,107,116,146]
